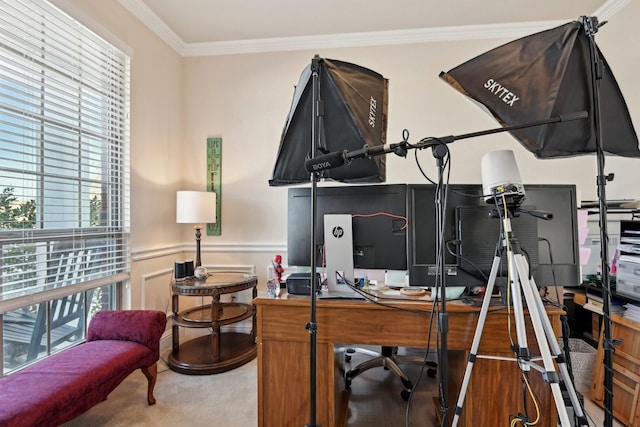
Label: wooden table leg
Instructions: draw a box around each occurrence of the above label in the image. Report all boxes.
[211,294,221,362]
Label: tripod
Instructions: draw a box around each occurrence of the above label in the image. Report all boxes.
[451,200,587,427]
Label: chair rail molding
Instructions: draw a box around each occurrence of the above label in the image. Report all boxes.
[132,242,286,262]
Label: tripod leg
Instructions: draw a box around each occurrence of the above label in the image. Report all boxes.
[505,227,532,369]
[451,255,502,427]
[514,256,588,426]
[512,253,577,427]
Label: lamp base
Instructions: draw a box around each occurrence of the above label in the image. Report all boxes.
[195,225,202,267]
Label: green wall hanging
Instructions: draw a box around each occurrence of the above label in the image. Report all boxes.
[206,137,222,236]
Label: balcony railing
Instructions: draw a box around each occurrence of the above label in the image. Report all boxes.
[0,233,126,374]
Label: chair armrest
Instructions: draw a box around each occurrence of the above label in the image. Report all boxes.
[87,310,167,353]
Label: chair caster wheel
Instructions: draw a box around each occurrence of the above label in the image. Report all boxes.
[345,348,355,362]
[427,368,437,377]
[401,389,412,401]
[344,370,353,390]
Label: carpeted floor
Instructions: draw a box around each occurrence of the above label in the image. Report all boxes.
[63,354,257,427]
[62,347,442,427]
[63,347,617,426]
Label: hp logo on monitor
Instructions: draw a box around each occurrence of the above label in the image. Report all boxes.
[332,226,344,239]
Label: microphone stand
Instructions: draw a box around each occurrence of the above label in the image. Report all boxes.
[304,111,588,426]
[400,113,587,426]
[431,143,450,426]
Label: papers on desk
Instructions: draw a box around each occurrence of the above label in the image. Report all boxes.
[623,303,640,322]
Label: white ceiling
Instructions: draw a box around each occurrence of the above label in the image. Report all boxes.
[118,0,626,56]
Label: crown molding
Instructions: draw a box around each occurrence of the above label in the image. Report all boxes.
[182,21,568,57]
[594,0,630,19]
[119,0,628,57]
[118,0,186,53]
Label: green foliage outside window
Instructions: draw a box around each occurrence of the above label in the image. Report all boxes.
[0,187,36,230]
[1,188,103,293]
[1,188,37,292]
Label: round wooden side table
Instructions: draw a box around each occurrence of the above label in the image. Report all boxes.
[168,271,258,375]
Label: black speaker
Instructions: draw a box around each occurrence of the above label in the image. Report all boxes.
[286,272,321,295]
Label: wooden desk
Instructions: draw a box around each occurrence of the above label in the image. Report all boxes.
[254,291,564,427]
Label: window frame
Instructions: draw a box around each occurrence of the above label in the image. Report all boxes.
[0,0,130,374]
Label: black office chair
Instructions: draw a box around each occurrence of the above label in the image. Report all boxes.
[343,346,437,400]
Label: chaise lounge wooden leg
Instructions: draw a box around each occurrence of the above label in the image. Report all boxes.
[141,363,158,405]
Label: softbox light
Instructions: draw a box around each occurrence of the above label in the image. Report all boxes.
[269,58,388,186]
[440,17,639,427]
[440,20,640,158]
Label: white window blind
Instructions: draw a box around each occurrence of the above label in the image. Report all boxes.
[0,0,130,303]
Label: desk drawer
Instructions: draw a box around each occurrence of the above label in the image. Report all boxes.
[611,318,640,426]
[592,316,640,426]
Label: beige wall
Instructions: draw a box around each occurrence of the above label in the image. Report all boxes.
[55,1,640,313]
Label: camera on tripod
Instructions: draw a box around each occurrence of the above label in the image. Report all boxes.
[480,149,525,209]
[451,149,588,427]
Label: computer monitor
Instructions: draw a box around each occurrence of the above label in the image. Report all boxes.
[407,184,580,288]
[455,203,539,280]
[287,184,408,271]
[519,184,581,287]
[408,184,487,287]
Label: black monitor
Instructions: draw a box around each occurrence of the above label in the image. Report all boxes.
[407,184,580,288]
[287,184,408,271]
[455,203,539,280]
[519,184,581,287]
[408,184,487,287]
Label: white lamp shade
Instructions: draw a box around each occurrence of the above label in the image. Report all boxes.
[176,191,217,224]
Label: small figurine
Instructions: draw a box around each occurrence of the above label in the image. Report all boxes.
[266,278,280,298]
[273,254,285,284]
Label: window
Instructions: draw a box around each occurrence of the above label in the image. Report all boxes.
[0,0,130,373]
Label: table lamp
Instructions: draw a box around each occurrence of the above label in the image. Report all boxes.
[176,191,216,267]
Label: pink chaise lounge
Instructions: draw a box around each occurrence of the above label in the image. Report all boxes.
[0,310,167,426]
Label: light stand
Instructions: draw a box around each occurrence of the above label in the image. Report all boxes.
[437,17,638,424]
[581,16,616,427]
[296,55,389,427]
[305,54,322,427]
